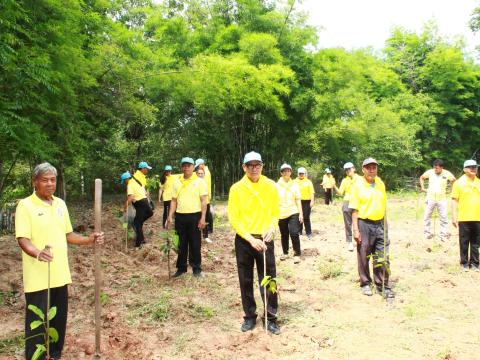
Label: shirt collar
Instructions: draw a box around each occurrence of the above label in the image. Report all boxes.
[31,192,56,207]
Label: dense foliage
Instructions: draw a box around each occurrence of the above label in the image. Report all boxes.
[2,0,480,203]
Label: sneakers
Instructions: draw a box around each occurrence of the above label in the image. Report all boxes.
[293,256,301,264]
[173,270,186,278]
[472,266,480,272]
[193,271,204,278]
[204,237,213,243]
[280,254,288,261]
[361,285,373,296]
[462,264,470,272]
[348,242,354,252]
[307,234,312,240]
[424,234,434,240]
[377,287,395,298]
[264,320,281,335]
[241,318,256,332]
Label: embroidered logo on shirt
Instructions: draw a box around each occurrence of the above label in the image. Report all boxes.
[57,208,63,217]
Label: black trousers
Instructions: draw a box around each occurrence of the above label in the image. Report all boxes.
[324,188,333,205]
[25,285,68,360]
[162,200,171,229]
[278,214,301,256]
[459,221,480,267]
[202,204,213,238]
[300,200,312,235]
[235,234,278,321]
[357,219,390,288]
[175,212,202,272]
[133,198,153,247]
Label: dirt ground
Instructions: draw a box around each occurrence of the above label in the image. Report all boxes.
[1,194,480,360]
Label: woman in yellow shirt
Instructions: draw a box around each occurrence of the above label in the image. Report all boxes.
[159,165,174,228]
[321,168,336,205]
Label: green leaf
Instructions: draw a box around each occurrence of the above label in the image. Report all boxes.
[261,276,271,287]
[28,304,45,321]
[48,306,57,321]
[48,327,59,343]
[31,344,46,360]
[30,320,43,330]
[122,222,128,229]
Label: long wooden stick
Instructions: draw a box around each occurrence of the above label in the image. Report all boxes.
[125,206,128,252]
[94,179,102,358]
[46,250,51,359]
[263,241,267,334]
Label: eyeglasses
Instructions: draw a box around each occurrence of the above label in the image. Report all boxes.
[246,162,263,170]
[466,166,478,170]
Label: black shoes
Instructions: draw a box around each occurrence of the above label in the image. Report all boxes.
[241,318,256,332]
[173,270,186,278]
[265,320,281,335]
[193,270,203,278]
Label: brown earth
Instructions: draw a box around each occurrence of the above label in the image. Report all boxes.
[1,195,480,359]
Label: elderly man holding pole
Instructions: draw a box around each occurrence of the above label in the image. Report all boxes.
[15,162,104,360]
[228,151,280,335]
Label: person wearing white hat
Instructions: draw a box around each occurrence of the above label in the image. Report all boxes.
[451,159,480,271]
[195,158,214,242]
[277,163,303,263]
[420,159,456,241]
[350,158,393,298]
[228,151,280,335]
[159,165,175,229]
[294,167,315,239]
[321,168,336,205]
[335,162,360,251]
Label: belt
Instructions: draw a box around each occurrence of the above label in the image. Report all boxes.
[359,218,383,224]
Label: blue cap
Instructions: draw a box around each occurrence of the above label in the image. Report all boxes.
[243,151,262,164]
[195,158,205,167]
[180,157,195,165]
[164,165,173,171]
[120,171,131,184]
[138,161,152,170]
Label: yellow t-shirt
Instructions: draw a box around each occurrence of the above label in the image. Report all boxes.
[451,175,480,221]
[277,178,301,219]
[322,174,336,189]
[294,178,315,200]
[228,175,280,239]
[127,178,147,201]
[172,175,208,213]
[338,174,360,202]
[161,175,175,202]
[422,169,455,201]
[15,193,73,293]
[349,176,387,221]
[133,170,147,187]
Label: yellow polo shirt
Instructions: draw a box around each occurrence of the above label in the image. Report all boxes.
[161,175,175,202]
[127,178,147,201]
[133,170,147,187]
[15,193,73,293]
[422,169,455,201]
[338,174,360,202]
[451,175,480,221]
[172,175,208,213]
[322,174,336,189]
[294,178,315,200]
[349,176,387,221]
[277,178,301,219]
[228,175,280,239]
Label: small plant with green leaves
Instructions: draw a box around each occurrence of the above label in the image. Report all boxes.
[26,304,59,360]
[260,274,279,333]
[160,230,180,279]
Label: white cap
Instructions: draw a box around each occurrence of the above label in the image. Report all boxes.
[195,158,205,167]
[464,159,478,168]
[325,168,331,173]
[280,163,292,171]
[297,167,307,174]
[343,162,354,170]
[243,151,262,164]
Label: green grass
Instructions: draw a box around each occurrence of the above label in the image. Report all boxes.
[0,332,23,355]
[128,291,172,324]
[317,258,344,280]
[185,301,216,320]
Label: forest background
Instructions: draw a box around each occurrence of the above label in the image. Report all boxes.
[3,0,480,204]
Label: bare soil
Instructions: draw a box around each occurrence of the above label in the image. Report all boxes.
[1,195,480,359]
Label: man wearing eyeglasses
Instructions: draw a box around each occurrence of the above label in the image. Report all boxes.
[451,159,480,272]
[228,151,281,335]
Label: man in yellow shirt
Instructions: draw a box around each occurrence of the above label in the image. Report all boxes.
[195,159,213,243]
[451,159,480,271]
[228,151,280,335]
[277,163,303,263]
[335,162,360,251]
[294,167,315,239]
[321,168,336,205]
[159,165,174,229]
[125,161,154,248]
[16,163,104,360]
[350,158,393,298]
[167,157,208,278]
[420,159,456,241]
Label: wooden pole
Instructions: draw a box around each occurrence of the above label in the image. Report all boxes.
[94,179,102,358]
[46,248,51,359]
[263,242,267,334]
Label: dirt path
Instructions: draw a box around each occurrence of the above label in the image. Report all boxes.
[1,195,480,359]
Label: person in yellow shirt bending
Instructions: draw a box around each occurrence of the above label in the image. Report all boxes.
[16,163,104,360]
[228,151,280,335]
[159,165,174,229]
[167,157,208,278]
[294,167,315,239]
[321,168,336,205]
[277,163,303,263]
[334,162,360,251]
[451,159,480,272]
[350,158,394,298]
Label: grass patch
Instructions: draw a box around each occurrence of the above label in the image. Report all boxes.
[0,332,23,355]
[185,301,216,320]
[128,290,172,324]
[402,293,432,319]
[446,264,460,275]
[317,258,344,280]
[0,290,16,306]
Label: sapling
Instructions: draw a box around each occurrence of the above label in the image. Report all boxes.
[26,304,59,360]
[160,230,179,279]
[260,239,279,334]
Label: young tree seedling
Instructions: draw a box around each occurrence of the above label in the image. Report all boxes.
[26,304,59,360]
[260,239,278,334]
[160,230,179,279]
